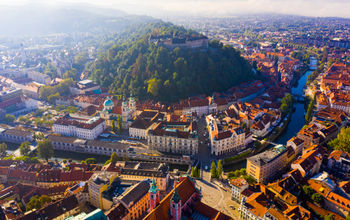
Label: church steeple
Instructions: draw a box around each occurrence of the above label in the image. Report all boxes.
[171,187,181,203]
[149,178,160,211]
[170,186,181,220]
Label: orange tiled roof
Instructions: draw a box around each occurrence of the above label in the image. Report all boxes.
[143,177,197,220]
[339,181,350,194]
[283,205,311,220]
[230,178,248,188]
[244,192,269,218]
[328,150,350,161]
[266,207,288,220]
[326,191,350,212]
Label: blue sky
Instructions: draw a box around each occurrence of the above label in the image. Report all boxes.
[2,0,350,18]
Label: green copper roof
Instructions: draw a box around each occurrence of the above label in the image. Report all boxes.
[104,96,114,107]
[171,187,181,203]
[149,178,159,194]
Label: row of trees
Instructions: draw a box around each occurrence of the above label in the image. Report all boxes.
[210,160,223,179]
[305,94,316,124]
[280,93,294,115]
[190,166,200,178]
[1,138,52,163]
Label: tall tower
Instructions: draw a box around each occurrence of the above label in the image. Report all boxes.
[129,94,136,119]
[122,98,128,125]
[170,187,181,220]
[149,178,160,211]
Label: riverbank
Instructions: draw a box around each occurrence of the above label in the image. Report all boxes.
[223,66,315,171]
[290,64,309,88]
[223,109,292,171]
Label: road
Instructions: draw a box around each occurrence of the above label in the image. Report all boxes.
[196,117,214,181]
[195,118,241,219]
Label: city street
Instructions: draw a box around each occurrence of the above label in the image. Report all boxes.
[196,117,214,177]
[196,118,240,219]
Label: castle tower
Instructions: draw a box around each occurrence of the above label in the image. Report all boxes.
[170,187,181,220]
[149,178,160,211]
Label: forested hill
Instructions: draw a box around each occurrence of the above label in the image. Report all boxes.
[89,22,255,103]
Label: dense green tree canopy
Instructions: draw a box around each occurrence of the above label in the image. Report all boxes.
[328,126,350,153]
[39,78,74,102]
[210,161,217,178]
[217,159,223,178]
[26,195,52,211]
[280,93,294,115]
[37,139,54,162]
[20,141,31,156]
[88,23,255,102]
[44,63,58,78]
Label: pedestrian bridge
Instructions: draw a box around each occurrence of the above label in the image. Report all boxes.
[263,140,281,146]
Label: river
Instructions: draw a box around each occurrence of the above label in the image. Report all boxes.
[275,70,313,144]
[275,57,317,144]
[224,57,317,171]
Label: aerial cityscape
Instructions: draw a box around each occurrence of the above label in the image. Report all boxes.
[0,0,349,219]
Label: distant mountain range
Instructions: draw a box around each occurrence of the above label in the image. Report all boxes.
[0,4,158,36]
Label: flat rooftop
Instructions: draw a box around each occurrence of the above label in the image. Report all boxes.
[248,144,286,166]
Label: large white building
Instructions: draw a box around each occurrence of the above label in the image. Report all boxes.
[210,128,246,156]
[147,122,198,156]
[206,114,246,156]
[53,114,106,140]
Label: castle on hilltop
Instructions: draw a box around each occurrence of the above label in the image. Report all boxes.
[149,34,209,50]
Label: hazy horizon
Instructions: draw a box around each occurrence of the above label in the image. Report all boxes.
[1,0,350,19]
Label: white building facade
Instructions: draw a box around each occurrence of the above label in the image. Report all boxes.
[53,115,105,140]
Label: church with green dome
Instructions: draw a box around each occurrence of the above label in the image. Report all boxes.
[100,96,136,129]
